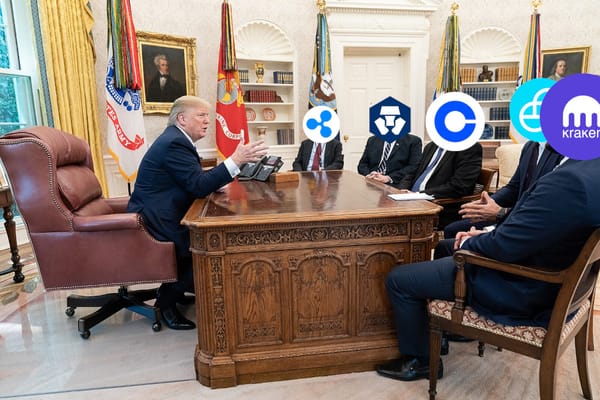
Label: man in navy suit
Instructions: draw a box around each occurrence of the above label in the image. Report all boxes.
[292,138,344,171]
[394,141,482,228]
[444,141,563,238]
[376,157,600,381]
[357,134,422,185]
[127,96,268,330]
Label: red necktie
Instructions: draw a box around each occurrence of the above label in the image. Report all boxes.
[311,143,322,171]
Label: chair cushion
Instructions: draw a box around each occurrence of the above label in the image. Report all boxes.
[428,299,590,347]
[56,165,104,211]
[495,144,523,188]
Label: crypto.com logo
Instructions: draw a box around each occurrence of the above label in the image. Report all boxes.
[369,97,411,142]
[425,92,484,151]
[540,73,600,160]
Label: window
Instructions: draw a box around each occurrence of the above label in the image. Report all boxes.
[0,0,40,135]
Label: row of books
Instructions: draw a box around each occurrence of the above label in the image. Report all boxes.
[494,126,510,139]
[495,66,519,82]
[239,69,249,83]
[489,107,510,121]
[463,86,497,101]
[460,67,477,83]
[243,89,280,103]
[276,128,295,145]
[273,71,293,84]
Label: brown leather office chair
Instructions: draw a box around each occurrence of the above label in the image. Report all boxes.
[0,127,177,339]
[432,167,496,206]
[427,228,600,400]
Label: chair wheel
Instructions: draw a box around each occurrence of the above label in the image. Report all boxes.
[80,330,91,339]
[152,321,162,332]
[65,307,75,317]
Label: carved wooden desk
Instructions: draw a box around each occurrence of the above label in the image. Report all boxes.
[182,171,441,388]
[0,186,24,283]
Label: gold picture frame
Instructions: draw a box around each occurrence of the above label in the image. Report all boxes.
[136,31,197,114]
[541,46,591,80]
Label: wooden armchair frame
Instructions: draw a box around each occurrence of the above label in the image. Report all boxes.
[427,228,600,400]
[433,167,496,206]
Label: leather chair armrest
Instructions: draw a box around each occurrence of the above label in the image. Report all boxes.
[105,196,130,213]
[72,213,141,232]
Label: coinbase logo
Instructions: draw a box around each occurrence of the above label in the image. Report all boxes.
[540,73,600,160]
[302,106,340,144]
[509,78,554,142]
[425,92,485,151]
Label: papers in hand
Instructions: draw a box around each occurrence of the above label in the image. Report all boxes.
[387,192,434,201]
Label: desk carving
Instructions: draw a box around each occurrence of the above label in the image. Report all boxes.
[183,171,440,388]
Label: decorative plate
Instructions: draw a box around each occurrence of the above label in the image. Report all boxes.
[262,107,276,121]
[246,107,256,121]
[497,88,513,101]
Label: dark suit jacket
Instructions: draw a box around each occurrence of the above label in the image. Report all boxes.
[357,134,422,184]
[127,126,233,258]
[493,141,563,208]
[463,157,600,327]
[395,141,482,198]
[146,73,186,102]
[292,139,344,171]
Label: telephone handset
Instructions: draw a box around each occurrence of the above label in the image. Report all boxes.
[239,155,283,181]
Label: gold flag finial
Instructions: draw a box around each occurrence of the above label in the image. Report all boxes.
[317,0,326,13]
[532,0,542,12]
[450,2,459,15]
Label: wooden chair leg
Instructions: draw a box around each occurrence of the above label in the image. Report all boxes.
[588,288,595,351]
[477,341,485,357]
[429,325,443,400]
[538,353,559,400]
[575,323,593,399]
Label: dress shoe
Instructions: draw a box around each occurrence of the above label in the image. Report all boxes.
[160,305,196,330]
[446,333,474,342]
[376,356,443,381]
[177,293,196,306]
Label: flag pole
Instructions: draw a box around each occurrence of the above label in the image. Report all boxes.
[317,0,326,13]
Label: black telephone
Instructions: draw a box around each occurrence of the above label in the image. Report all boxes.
[239,155,283,181]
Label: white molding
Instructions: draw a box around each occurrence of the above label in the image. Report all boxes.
[462,27,521,64]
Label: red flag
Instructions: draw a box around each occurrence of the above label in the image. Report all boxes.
[216,0,248,159]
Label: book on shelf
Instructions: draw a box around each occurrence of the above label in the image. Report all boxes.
[276,128,294,145]
[460,67,476,83]
[239,69,249,83]
[273,71,293,84]
[495,66,519,82]
[463,86,497,101]
[243,89,279,103]
[494,126,510,139]
[489,107,510,120]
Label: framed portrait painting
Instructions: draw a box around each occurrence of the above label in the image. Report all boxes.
[541,46,590,81]
[136,31,197,114]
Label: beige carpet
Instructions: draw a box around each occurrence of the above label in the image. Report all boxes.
[0,246,43,320]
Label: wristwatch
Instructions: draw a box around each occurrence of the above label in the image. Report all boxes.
[496,207,508,222]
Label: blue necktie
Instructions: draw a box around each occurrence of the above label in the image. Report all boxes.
[411,147,443,192]
[377,141,393,173]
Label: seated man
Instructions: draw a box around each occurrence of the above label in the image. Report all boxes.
[377,157,600,382]
[393,141,482,229]
[444,141,563,238]
[357,134,422,185]
[292,138,344,171]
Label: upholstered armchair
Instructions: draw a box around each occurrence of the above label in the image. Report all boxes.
[0,127,177,339]
[427,228,600,400]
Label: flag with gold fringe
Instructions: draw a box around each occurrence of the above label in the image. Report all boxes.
[308,3,336,112]
[521,5,541,83]
[434,4,461,98]
[216,0,248,159]
[105,0,147,184]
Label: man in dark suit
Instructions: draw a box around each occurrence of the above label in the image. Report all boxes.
[357,134,422,185]
[127,96,267,330]
[444,141,564,238]
[376,157,600,382]
[292,138,344,171]
[146,54,186,102]
[394,141,482,228]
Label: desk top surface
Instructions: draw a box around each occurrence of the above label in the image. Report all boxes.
[183,170,441,228]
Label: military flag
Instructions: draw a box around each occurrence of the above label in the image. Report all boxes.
[308,2,337,112]
[521,2,542,83]
[434,3,461,98]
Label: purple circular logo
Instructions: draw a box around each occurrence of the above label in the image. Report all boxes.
[540,73,600,160]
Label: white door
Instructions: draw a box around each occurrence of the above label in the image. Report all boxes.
[338,47,410,172]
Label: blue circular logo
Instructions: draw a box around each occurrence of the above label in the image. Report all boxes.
[509,78,555,142]
[540,73,600,160]
[425,92,484,151]
[302,106,340,144]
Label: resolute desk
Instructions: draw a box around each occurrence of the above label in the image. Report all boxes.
[182,170,441,388]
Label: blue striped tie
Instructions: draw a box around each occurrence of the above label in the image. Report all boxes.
[411,147,443,192]
[377,141,393,173]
